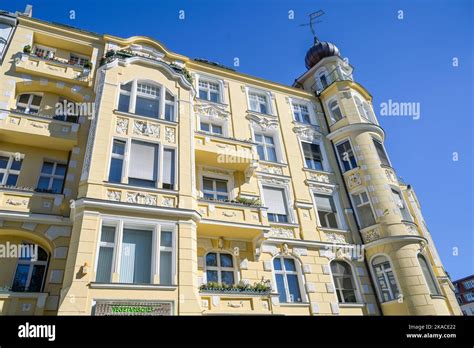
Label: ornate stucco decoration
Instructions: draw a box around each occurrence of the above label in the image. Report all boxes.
[133,120,160,138]
[161,197,175,207]
[309,183,334,195]
[259,175,290,186]
[106,190,121,202]
[309,172,331,183]
[6,199,28,206]
[325,232,347,244]
[259,163,284,175]
[129,44,165,60]
[115,117,129,134]
[268,227,294,239]
[246,113,279,131]
[165,127,176,143]
[347,172,362,189]
[362,227,380,243]
[292,124,322,142]
[126,192,157,206]
[194,102,229,120]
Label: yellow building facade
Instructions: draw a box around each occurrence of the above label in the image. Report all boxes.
[0,9,461,316]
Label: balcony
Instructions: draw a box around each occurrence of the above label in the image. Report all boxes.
[0,109,79,150]
[0,290,48,315]
[200,290,275,315]
[14,53,92,86]
[312,66,352,95]
[195,132,258,181]
[197,197,268,240]
[0,186,65,215]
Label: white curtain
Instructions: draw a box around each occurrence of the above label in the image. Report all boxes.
[263,187,287,215]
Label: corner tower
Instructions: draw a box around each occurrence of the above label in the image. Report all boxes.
[295,34,461,315]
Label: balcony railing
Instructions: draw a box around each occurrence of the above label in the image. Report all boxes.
[312,67,352,95]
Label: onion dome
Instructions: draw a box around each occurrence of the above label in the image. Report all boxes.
[304,38,340,70]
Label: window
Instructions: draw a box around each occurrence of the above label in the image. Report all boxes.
[164,91,175,121]
[464,280,474,290]
[302,142,323,171]
[0,154,22,186]
[314,194,339,229]
[33,45,54,59]
[118,81,176,121]
[465,292,474,302]
[128,141,159,188]
[108,140,126,183]
[255,133,277,162]
[12,245,48,292]
[372,255,400,302]
[96,223,175,285]
[135,83,160,118]
[16,94,42,114]
[205,252,235,285]
[162,149,176,190]
[328,99,343,123]
[249,92,269,114]
[354,95,377,124]
[391,189,412,222]
[202,177,228,200]
[263,186,288,223]
[273,256,303,303]
[336,140,357,172]
[317,69,329,90]
[36,161,66,194]
[331,261,358,303]
[54,98,79,123]
[418,254,441,296]
[292,103,311,124]
[69,53,89,67]
[198,80,220,103]
[351,191,376,228]
[373,139,390,167]
[200,122,223,135]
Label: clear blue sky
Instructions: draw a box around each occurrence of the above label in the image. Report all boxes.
[4,0,473,280]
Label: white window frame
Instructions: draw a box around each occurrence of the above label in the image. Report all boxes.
[260,180,295,224]
[36,160,66,193]
[353,92,378,124]
[390,187,413,222]
[370,254,402,303]
[198,166,234,200]
[16,93,42,114]
[252,128,284,163]
[315,67,330,91]
[204,251,238,285]
[194,74,225,104]
[11,244,49,292]
[117,79,177,122]
[350,189,377,229]
[107,136,178,190]
[245,87,274,115]
[311,188,347,230]
[335,138,358,172]
[417,252,442,296]
[373,137,391,167]
[0,152,23,186]
[199,117,226,137]
[330,260,362,304]
[272,255,307,303]
[464,280,474,290]
[95,217,177,285]
[290,98,318,126]
[299,140,329,172]
[202,176,229,201]
[327,97,344,124]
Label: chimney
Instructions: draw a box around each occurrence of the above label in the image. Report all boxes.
[24,5,33,17]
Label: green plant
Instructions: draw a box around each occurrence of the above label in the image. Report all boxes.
[235,196,261,206]
[23,45,31,54]
[83,61,92,69]
[105,49,116,58]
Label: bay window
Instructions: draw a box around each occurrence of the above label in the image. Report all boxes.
[0,154,22,186]
[351,191,376,228]
[273,256,304,303]
[117,80,177,121]
[205,252,236,285]
[263,186,289,223]
[96,222,176,285]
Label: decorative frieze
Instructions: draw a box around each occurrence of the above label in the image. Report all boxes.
[126,192,157,206]
[362,227,381,243]
[133,120,160,138]
[292,124,322,142]
[194,103,229,120]
[309,172,331,183]
[259,163,283,175]
[267,227,294,239]
[347,171,362,189]
[106,190,121,202]
[325,232,347,244]
[165,127,176,143]
[246,113,279,131]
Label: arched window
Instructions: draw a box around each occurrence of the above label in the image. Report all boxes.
[117,80,176,121]
[331,261,358,303]
[273,256,304,303]
[205,252,236,285]
[12,244,48,292]
[354,95,377,124]
[418,254,441,296]
[328,99,343,124]
[371,255,400,302]
[16,93,42,114]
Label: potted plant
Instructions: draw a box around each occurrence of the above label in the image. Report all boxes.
[23,45,31,54]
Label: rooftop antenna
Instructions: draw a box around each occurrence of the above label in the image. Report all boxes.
[299,10,325,44]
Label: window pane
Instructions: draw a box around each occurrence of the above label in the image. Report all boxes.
[54,164,67,176]
[287,274,302,302]
[257,145,265,160]
[112,140,125,155]
[160,231,173,247]
[120,229,152,284]
[220,254,233,268]
[206,270,218,283]
[221,271,234,285]
[0,157,8,169]
[212,125,222,134]
[273,258,282,270]
[11,159,22,171]
[199,89,208,100]
[6,174,18,186]
[41,162,54,174]
[18,94,30,104]
[203,178,213,191]
[215,180,227,193]
[37,177,50,191]
[210,92,219,103]
[12,264,30,292]
[101,226,116,243]
[200,122,210,132]
[284,258,296,272]
[51,178,64,193]
[31,95,42,107]
[118,94,130,112]
[135,96,159,118]
[267,147,277,162]
[160,251,172,285]
[264,136,274,145]
[260,103,267,114]
[96,247,113,282]
[108,158,123,183]
[164,104,174,121]
[373,139,390,166]
[275,274,286,303]
[206,253,217,266]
